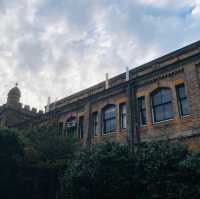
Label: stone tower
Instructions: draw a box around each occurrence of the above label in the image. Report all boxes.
[7,83,21,107]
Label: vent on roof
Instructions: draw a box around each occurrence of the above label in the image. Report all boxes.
[105,73,109,89]
[126,67,129,81]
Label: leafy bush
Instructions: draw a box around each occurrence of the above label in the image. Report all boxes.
[0,125,80,199]
[21,125,79,168]
[19,125,80,199]
[0,128,24,199]
[64,141,192,199]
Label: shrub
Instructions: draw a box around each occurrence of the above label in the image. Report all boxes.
[64,141,189,199]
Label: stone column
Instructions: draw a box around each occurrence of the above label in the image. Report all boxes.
[171,86,180,120]
[126,82,138,151]
[146,94,152,125]
[184,63,200,126]
[98,108,102,136]
[83,102,92,148]
[116,104,120,132]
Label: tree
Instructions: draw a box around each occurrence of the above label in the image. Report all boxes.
[20,124,80,199]
[64,141,189,199]
[0,128,24,199]
[178,150,200,199]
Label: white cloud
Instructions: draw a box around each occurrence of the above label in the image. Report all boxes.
[0,0,199,110]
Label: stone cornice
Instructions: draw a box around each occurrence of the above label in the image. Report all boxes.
[51,53,200,115]
[44,41,200,112]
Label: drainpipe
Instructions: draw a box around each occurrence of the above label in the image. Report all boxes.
[127,81,138,153]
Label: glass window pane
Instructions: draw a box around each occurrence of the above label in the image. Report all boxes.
[176,84,189,116]
[141,110,146,125]
[120,103,127,129]
[154,106,164,122]
[111,119,115,131]
[164,103,173,120]
[181,99,189,116]
[92,112,98,136]
[162,89,171,103]
[152,88,173,122]
[103,105,116,133]
[153,92,162,105]
[104,110,115,119]
[138,97,147,126]
[123,115,127,128]
[178,86,186,99]
[66,117,77,137]
[58,122,63,135]
[79,117,84,139]
[139,97,145,109]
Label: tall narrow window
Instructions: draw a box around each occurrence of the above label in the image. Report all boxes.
[66,117,77,137]
[102,105,116,134]
[58,122,63,135]
[152,88,173,123]
[92,112,98,136]
[78,116,84,139]
[120,103,127,129]
[138,97,147,126]
[176,84,189,116]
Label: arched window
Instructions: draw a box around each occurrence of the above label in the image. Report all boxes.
[152,88,173,123]
[102,105,116,134]
[66,117,77,137]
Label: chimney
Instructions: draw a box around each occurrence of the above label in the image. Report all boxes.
[105,73,109,89]
[39,110,44,114]
[24,105,30,111]
[32,108,37,113]
[126,67,129,81]
[46,96,51,112]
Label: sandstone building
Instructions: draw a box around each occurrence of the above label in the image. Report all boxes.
[0,84,43,128]
[1,40,200,149]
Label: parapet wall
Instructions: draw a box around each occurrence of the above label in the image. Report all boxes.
[3,103,44,116]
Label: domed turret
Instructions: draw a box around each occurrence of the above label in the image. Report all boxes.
[7,83,21,106]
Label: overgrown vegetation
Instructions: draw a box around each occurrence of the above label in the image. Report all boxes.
[0,126,79,199]
[1,126,200,199]
[64,141,200,199]
[0,128,24,199]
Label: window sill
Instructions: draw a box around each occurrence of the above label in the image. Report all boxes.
[180,114,190,119]
[102,131,117,136]
[92,131,127,138]
[138,124,147,128]
[152,118,174,126]
[120,128,127,132]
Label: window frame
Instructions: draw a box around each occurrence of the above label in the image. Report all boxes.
[92,112,98,137]
[151,88,173,123]
[119,103,127,129]
[102,105,116,134]
[78,116,84,139]
[176,84,189,117]
[137,96,147,126]
[58,122,63,136]
[66,117,77,137]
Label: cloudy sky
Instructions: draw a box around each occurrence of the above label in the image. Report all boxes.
[0,0,200,110]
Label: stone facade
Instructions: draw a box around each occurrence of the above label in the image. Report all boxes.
[0,84,43,128]
[1,40,200,148]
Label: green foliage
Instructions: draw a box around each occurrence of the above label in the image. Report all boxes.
[65,142,131,199]
[178,151,200,198]
[0,125,80,199]
[64,141,196,199]
[3,125,200,199]
[19,124,80,199]
[133,141,188,199]
[0,128,24,199]
[21,125,79,168]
